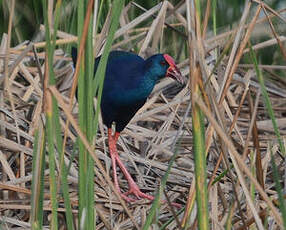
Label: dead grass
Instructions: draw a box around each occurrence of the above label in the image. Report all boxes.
[0,1,286,229]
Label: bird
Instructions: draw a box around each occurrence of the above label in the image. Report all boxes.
[71,48,183,202]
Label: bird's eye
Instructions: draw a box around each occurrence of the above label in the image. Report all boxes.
[160,60,167,66]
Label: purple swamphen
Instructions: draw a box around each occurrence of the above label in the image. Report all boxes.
[72,48,183,202]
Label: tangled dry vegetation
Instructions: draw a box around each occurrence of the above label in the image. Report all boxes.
[0,1,286,229]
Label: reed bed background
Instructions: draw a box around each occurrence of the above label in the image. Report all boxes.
[0,0,286,229]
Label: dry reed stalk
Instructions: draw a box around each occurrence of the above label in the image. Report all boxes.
[1,1,286,229]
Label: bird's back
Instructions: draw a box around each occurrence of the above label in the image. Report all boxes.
[98,51,145,90]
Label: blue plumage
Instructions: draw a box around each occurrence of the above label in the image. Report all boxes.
[72,49,180,132]
[71,48,183,203]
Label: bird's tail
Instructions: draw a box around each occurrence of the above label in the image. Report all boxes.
[71,47,77,66]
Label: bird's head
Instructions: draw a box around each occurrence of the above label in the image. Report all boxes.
[144,54,184,84]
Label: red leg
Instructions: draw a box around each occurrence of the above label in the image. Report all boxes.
[110,144,134,202]
[108,129,181,208]
[108,128,153,201]
[114,155,154,200]
[108,129,134,202]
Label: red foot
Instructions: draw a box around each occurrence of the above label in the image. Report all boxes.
[108,128,181,208]
[123,180,154,201]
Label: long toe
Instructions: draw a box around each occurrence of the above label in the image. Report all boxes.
[124,185,154,201]
[123,188,181,208]
[120,193,136,203]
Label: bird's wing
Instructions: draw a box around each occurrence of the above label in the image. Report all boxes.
[94,51,144,74]
[99,51,144,88]
[71,48,143,70]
